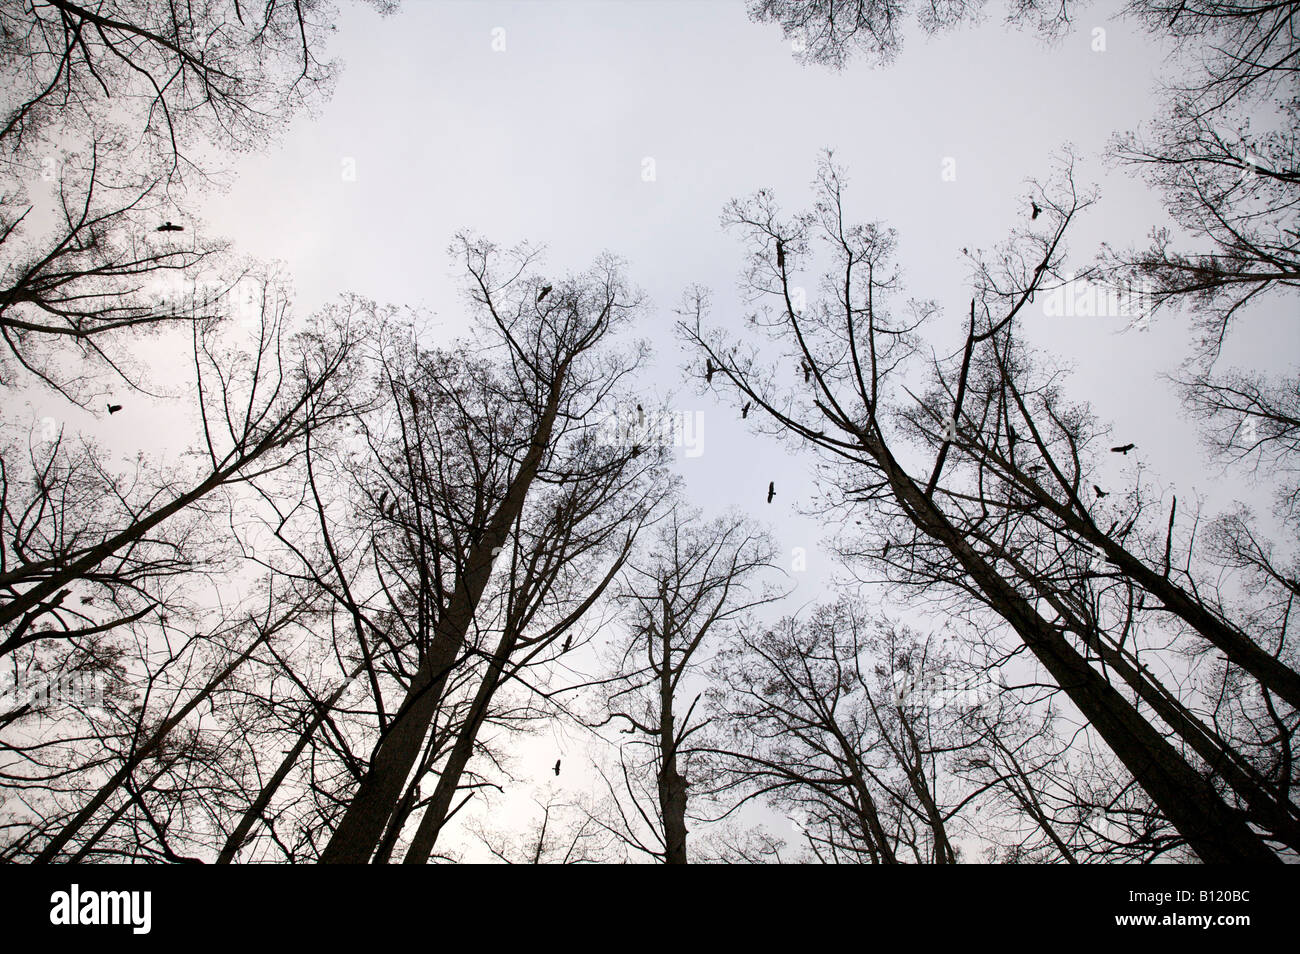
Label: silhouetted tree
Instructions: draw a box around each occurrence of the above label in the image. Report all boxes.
[593,506,780,863]
[679,152,1287,861]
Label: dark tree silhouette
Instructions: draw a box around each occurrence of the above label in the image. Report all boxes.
[593,507,779,864]
[679,152,1289,861]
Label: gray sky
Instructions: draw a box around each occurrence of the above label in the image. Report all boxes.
[196,0,1295,581]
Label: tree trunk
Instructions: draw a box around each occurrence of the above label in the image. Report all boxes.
[870,436,1279,863]
[319,375,565,864]
[402,629,516,863]
[658,598,688,864]
[1043,495,1300,711]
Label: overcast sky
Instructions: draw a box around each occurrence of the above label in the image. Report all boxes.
[184,0,1288,562]
[26,0,1292,858]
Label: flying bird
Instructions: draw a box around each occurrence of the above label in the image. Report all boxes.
[537,285,552,303]
[1030,201,1042,221]
[1094,485,1108,499]
[741,401,751,419]
[1110,443,1135,455]
[766,481,775,504]
[107,403,122,415]
[156,221,183,232]
[705,358,716,384]
[553,759,561,777]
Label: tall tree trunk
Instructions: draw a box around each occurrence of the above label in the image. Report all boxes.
[894,709,955,863]
[403,629,515,864]
[319,375,565,864]
[657,589,689,864]
[827,722,897,863]
[870,436,1279,863]
[658,705,689,863]
[1024,577,1300,849]
[1039,491,1300,711]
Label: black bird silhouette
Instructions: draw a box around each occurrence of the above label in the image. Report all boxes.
[741,401,751,419]
[776,239,785,269]
[408,388,419,411]
[1030,201,1042,221]
[106,403,122,414]
[1008,424,1019,449]
[537,285,552,303]
[553,759,561,777]
[705,358,716,384]
[882,542,890,559]
[1110,443,1135,455]
[156,221,183,232]
[637,403,645,426]
[1094,485,1108,499]
[766,481,775,504]
[562,635,572,652]
[800,359,810,383]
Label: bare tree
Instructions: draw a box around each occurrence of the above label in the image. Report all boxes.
[679,151,1286,861]
[592,506,780,864]
[312,238,649,863]
[472,796,613,864]
[0,0,395,172]
[397,453,666,864]
[711,602,987,863]
[1176,366,1300,519]
[1102,1,1298,357]
[15,579,309,862]
[0,285,360,655]
[747,0,1081,70]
